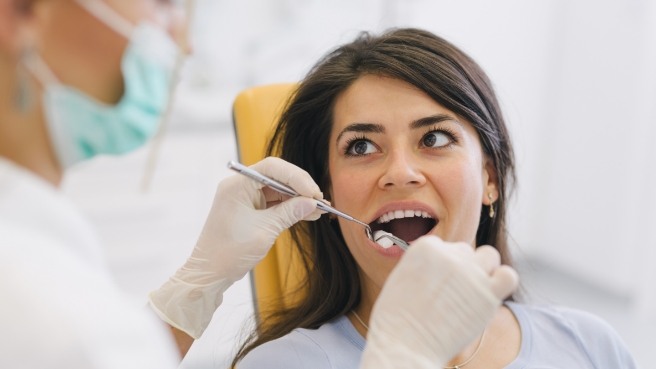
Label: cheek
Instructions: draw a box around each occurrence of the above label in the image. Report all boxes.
[328,151,374,212]
[331,171,364,207]
[433,160,485,240]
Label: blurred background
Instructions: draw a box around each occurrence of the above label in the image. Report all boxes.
[61,0,655,367]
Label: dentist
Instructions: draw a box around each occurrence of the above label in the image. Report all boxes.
[0,1,518,368]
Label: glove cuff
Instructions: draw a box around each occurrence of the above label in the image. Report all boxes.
[148,276,232,339]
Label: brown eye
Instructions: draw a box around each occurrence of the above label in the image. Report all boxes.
[353,141,369,155]
[423,134,436,147]
[345,139,377,156]
[422,131,451,148]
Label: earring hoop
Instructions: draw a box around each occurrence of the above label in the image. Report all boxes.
[488,193,496,219]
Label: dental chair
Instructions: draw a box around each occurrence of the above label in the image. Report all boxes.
[231,83,306,327]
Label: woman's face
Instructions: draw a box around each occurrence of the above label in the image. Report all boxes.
[328,74,497,292]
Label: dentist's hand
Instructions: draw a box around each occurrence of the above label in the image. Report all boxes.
[149,157,324,339]
[360,236,518,369]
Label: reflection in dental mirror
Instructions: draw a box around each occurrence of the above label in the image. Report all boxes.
[373,230,409,250]
[374,230,395,249]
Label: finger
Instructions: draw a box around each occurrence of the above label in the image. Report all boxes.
[219,172,266,209]
[251,157,323,198]
[489,265,519,300]
[304,206,325,221]
[261,197,320,230]
[408,237,473,268]
[437,241,475,261]
[408,234,441,249]
[262,187,288,205]
[473,245,501,275]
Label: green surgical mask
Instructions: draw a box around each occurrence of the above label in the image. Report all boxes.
[26,1,182,168]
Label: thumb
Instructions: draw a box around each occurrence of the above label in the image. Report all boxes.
[262,197,320,231]
[489,265,519,300]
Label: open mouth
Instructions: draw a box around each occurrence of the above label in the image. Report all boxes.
[369,210,437,244]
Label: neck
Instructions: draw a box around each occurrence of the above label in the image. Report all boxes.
[350,271,381,337]
[0,64,62,186]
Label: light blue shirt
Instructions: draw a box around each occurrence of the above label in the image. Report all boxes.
[237,302,637,368]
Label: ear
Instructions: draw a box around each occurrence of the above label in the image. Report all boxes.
[482,157,499,205]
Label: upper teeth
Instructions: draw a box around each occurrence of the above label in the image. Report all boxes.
[377,210,433,224]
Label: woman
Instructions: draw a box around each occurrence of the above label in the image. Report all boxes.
[0,2,514,368]
[234,28,637,368]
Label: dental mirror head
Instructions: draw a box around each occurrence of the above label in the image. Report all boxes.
[373,230,409,250]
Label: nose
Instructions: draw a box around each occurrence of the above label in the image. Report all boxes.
[378,150,427,190]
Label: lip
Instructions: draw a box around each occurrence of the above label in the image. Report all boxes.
[365,200,440,255]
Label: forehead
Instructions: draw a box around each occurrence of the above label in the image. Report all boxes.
[332,74,458,131]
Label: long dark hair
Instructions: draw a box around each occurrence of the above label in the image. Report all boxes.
[232,27,516,366]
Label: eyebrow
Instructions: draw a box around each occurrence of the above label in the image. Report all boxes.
[335,114,461,144]
[335,123,385,144]
[410,114,461,129]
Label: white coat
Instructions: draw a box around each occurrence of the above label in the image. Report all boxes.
[0,158,179,369]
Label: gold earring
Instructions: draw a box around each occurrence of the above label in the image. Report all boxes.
[488,193,495,219]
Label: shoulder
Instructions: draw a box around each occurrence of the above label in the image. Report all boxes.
[238,315,364,369]
[236,331,332,369]
[513,302,622,339]
[508,302,637,368]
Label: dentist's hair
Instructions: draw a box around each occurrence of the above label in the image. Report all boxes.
[233,27,516,365]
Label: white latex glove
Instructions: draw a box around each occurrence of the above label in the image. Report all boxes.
[360,236,518,369]
[149,157,324,339]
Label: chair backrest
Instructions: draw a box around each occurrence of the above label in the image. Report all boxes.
[231,83,306,325]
